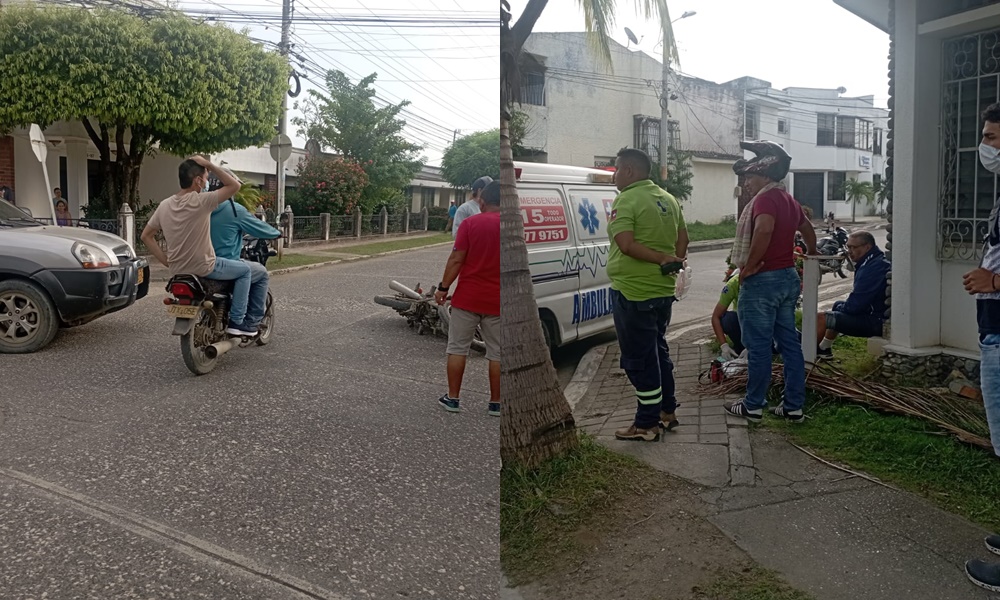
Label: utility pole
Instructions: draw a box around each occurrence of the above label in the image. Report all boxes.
[276,0,293,216]
[453,129,460,144]
[659,59,670,182]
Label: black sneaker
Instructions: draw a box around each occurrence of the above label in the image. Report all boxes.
[986,534,1000,556]
[966,559,1000,592]
[724,400,763,423]
[438,394,460,413]
[816,346,833,360]
[226,320,258,337]
[769,403,805,423]
[488,402,500,417]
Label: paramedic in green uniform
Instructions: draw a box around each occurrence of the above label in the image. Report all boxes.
[712,272,744,359]
[607,148,689,442]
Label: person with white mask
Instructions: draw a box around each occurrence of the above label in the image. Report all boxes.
[964,103,1000,592]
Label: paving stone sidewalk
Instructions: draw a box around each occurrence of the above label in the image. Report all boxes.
[575,333,755,488]
[571,331,995,599]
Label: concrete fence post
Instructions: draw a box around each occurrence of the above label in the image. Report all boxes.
[380,207,388,236]
[320,213,331,241]
[421,207,429,232]
[404,210,410,234]
[118,203,135,249]
[354,207,363,239]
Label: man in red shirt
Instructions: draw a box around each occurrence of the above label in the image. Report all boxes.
[434,180,500,416]
[724,141,816,424]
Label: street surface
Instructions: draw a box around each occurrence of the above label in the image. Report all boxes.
[0,246,498,599]
[554,228,889,386]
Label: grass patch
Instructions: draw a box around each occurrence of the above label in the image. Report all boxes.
[330,233,452,256]
[265,253,337,271]
[687,220,736,242]
[829,335,880,378]
[770,397,1000,531]
[500,435,658,584]
[695,567,815,600]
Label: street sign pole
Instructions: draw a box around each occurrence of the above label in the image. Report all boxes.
[270,133,293,257]
[29,124,58,224]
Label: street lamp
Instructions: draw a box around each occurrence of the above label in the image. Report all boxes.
[659,10,696,182]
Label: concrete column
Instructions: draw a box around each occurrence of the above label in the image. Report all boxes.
[118,203,135,248]
[354,208,363,239]
[403,210,410,233]
[320,212,330,241]
[421,207,429,232]
[380,207,388,235]
[887,0,943,351]
[65,139,89,218]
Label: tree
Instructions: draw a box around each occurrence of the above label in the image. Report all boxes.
[841,178,875,223]
[294,155,368,216]
[509,110,532,157]
[0,5,287,213]
[293,70,424,215]
[650,148,694,201]
[500,0,678,469]
[873,178,889,217]
[441,130,500,190]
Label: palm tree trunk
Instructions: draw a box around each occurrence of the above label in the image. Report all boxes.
[499,115,577,469]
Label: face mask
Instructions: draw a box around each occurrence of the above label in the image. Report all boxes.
[980,143,1000,174]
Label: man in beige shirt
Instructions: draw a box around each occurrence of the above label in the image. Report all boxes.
[141,155,256,337]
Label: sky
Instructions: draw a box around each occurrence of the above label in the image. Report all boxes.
[511,0,890,106]
[175,0,499,167]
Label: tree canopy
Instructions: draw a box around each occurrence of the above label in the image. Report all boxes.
[0,4,288,211]
[441,130,500,189]
[294,70,424,213]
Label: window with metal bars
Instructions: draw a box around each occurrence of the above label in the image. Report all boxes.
[633,115,661,165]
[521,71,545,106]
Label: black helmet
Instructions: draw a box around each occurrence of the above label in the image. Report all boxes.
[732,140,791,181]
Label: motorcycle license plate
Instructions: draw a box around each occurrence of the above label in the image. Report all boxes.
[166,305,200,318]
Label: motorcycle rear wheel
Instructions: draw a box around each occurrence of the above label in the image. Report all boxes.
[180,309,218,375]
[256,291,275,346]
[374,295,413,312]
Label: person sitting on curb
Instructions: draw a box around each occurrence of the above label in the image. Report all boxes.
[713,269,790,361]
[815,231,890,359]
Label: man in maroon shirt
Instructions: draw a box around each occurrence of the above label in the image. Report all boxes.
[435,180,500,416]
[724,141,816,423]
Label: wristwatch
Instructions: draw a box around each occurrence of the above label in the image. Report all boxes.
[438,282,450,292]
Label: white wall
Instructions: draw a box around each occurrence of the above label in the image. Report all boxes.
[137,153,183,207]
[684,160,737,224]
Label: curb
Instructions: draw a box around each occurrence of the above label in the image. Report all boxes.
[564,343,611,413]
[688,239,733,253]
[149,241,454,283]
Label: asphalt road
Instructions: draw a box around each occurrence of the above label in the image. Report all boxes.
[553,228,890,387]
[0,246,498,600]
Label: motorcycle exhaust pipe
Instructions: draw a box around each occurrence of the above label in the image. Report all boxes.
[389,280,423,300]
[204,339,238,360]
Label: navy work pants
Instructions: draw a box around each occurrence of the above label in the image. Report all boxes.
[611,289,676,430]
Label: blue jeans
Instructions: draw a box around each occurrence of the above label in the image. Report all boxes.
[204,257,251,324]
[737,268,806,411]
[611,290,676,429]
[245,260,270,328]
[980,333,1000,457]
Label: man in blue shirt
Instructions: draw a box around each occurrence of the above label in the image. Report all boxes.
[208,178,281,332]
[814,231,890,358]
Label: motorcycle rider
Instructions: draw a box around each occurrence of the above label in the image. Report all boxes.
[142,156,257,337]
[207,171,282,333]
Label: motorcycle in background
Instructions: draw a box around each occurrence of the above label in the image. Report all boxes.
[374,280,486,353]
[164,236,277,375]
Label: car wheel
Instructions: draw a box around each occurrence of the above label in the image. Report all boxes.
[0,279,60,354]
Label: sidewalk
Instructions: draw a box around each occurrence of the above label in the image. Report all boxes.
[570,330,992,600]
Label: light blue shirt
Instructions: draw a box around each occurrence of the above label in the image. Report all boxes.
[210,200,281,261]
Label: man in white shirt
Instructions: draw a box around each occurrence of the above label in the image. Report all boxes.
[452,176,492,238]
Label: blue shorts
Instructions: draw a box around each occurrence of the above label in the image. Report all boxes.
[826,311,883,338]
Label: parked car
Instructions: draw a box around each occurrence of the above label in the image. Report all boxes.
[0,198,150,353]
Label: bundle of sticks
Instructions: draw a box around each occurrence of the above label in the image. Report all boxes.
[700,362,992,450]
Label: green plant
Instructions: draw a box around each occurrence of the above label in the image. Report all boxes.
[295,155,369,216]
[649,148,695,201]
[841,179,875,222]
[234,182,263,213]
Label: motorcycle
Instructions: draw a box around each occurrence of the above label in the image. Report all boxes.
[816,226,851,280]
[374,280,486,353]
[164,236,277,375]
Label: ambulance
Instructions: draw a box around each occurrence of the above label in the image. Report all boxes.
[515,161,620,351]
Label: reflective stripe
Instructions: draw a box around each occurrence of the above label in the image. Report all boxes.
[636,388,663,405]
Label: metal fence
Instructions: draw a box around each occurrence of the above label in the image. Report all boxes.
[293,216,324,241]
[330,215,355,238]
[133,218,167,255]
[387,213,406,234]
[409,212,425,231]
[37,217,120,235]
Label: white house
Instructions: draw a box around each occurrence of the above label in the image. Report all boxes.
[833,0,997,367]
[730,78,889,220]
[519,32,743,224]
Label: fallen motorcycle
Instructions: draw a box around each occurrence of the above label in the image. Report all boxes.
[374,280,486,352]
[164,236,276,375]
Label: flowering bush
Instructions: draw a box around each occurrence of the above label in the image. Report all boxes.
[294,155,368,216]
